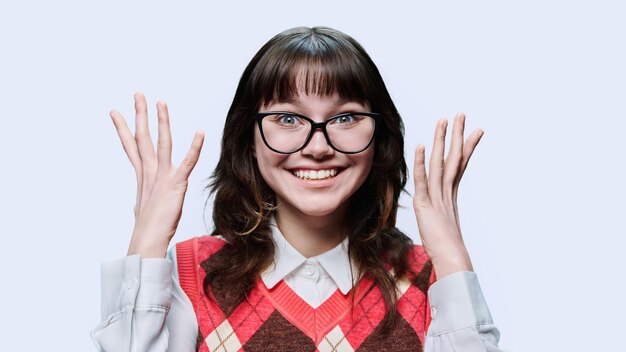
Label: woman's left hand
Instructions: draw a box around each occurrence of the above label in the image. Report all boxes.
[413,112,484,279]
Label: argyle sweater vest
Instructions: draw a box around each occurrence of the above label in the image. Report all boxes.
[176,236,436,352]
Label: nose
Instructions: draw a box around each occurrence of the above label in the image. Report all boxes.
[301,128,334,159]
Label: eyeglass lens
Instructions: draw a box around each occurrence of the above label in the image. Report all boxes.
[260,114,375,153]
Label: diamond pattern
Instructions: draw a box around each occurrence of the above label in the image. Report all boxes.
[180,236,435,352]
[396,276,411,296]
[244,310,316,351]
[398,285,427,334]
[357,314,422,351]
[205,319,242,352]
[318,325,355,352]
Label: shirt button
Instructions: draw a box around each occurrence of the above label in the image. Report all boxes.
[304,267,314,276]
[430,306,437,319]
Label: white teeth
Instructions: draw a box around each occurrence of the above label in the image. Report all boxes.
[292,168,339,180]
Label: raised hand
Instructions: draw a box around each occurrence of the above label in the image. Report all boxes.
[412,113,484,279]
[109,92,205,258]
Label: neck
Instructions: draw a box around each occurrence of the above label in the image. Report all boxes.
[274,200,348,258]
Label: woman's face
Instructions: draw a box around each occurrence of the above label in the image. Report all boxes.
[254,93,374,219]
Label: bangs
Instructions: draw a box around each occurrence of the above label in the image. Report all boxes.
[249,29,376,107]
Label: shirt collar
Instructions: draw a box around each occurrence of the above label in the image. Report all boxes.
[261,216,358,295]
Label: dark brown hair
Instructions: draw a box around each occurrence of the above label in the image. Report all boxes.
[202,26,431,335]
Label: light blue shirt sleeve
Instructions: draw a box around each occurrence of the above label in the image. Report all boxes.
[425,271,502,351]
[90,247,197,352]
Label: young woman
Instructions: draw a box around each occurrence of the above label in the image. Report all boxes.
[92,27,501,351]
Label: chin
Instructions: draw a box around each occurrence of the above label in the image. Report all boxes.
[297,206,338,217]
[283,197,346,218]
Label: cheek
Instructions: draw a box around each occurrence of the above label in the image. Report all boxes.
[354,149,375,190]
[253,127,285,178]
[357,148,375,174]
[253,126,268,166]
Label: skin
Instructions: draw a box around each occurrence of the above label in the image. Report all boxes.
[413,114,484,278]
[110,92,205,258]
[110,92,483,279]
[253,94,374,258]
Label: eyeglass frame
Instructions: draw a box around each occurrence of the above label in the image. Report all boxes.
[255,111,381,155]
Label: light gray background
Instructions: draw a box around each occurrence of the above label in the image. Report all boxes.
[1,1,624,351]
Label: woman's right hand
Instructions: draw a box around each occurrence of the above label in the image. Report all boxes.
[110,92,205,258]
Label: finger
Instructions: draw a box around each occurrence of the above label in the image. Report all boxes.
[176,131,205,181]
[428,119,448,202]
[134,93,157,215]
[443,113,465,200]
[452,128,484,202]
[413,144,431,207]
[110,109,144,216]
[134,92,157,163]
[156,100,172,171]
[110,109,142,173]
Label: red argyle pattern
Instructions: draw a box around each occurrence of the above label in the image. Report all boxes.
[177,236,435,352]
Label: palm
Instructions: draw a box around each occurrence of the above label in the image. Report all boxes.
[412,113,484,277]
[109,92,205,258]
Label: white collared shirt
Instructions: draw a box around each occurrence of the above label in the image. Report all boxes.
[261,218,356,308]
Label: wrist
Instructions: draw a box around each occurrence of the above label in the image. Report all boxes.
[430,247,474,279]
[127,230,170,258]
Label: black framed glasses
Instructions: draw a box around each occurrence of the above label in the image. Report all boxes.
[255,111,381,154]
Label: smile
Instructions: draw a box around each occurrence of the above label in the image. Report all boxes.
[291,168,341,180]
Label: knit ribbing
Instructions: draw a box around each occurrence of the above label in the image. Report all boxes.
[176,238,199,312]
[256,276,374,343]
